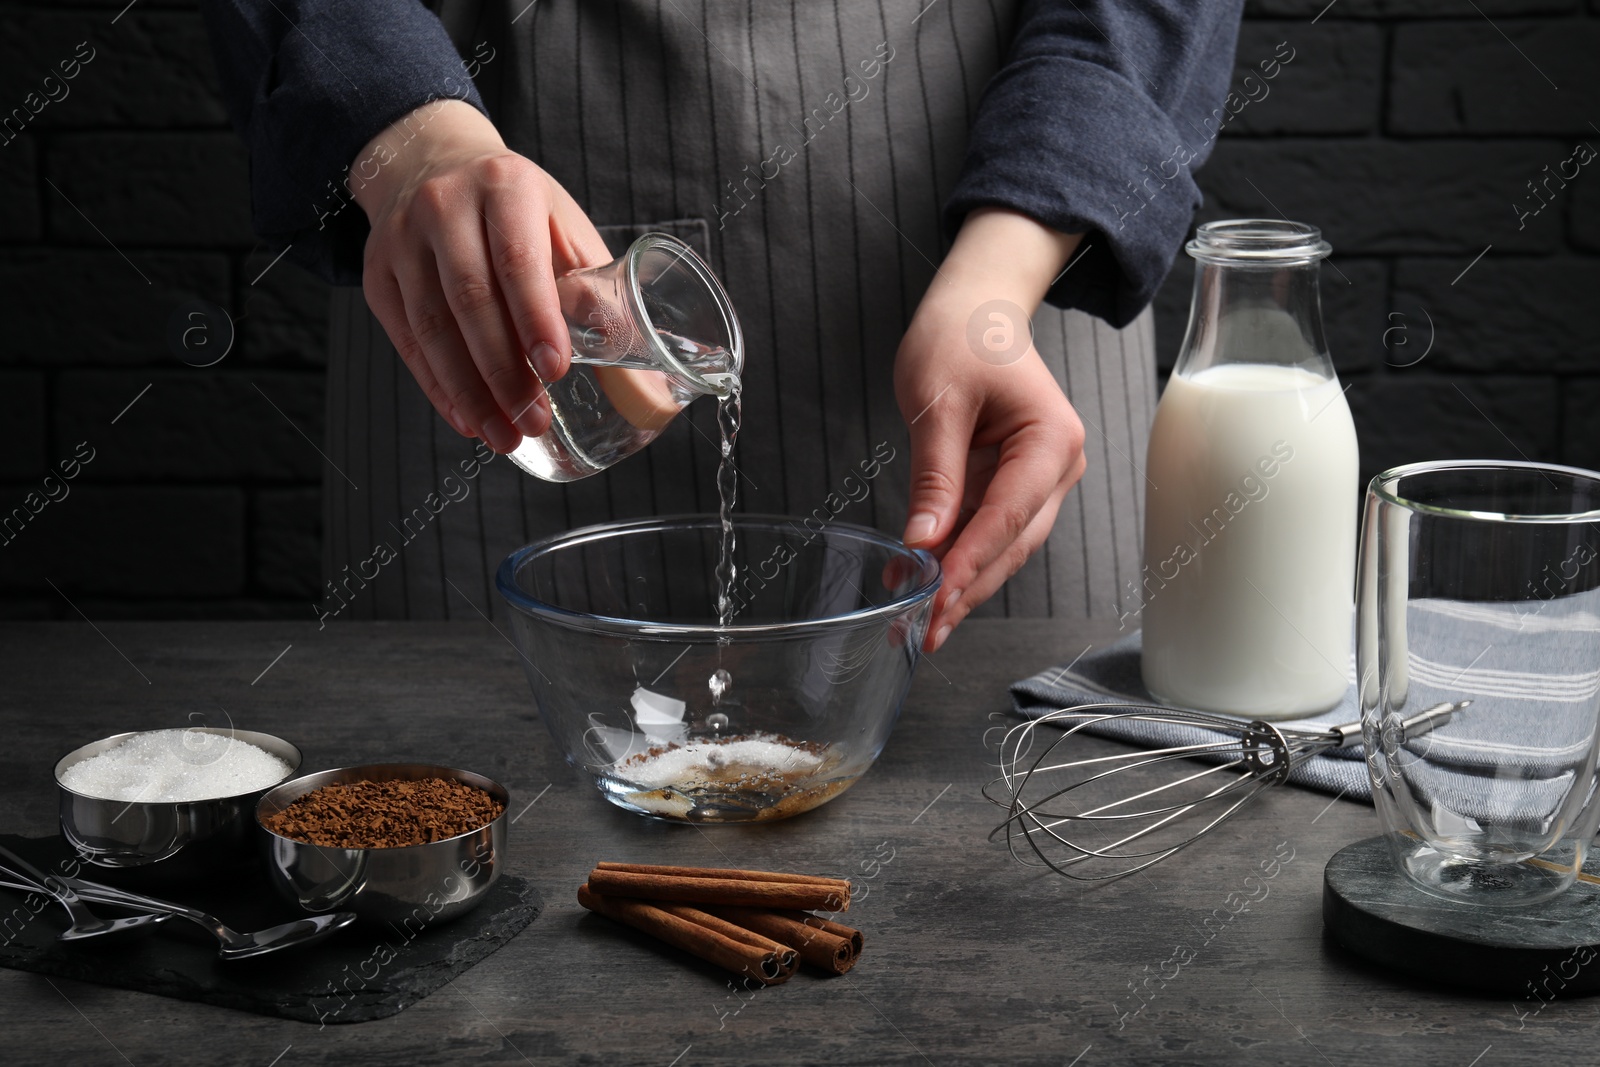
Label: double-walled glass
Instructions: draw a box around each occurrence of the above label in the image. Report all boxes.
[1359,460,1600,905]
[496,516,940,822]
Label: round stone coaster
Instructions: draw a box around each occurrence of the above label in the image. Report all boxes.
[1323,835,1600,996]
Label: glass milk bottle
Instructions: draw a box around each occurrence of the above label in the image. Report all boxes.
[1140,220,1358,718]
[510,233,742,482]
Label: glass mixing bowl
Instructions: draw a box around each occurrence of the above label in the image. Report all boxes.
[496,515,940,823]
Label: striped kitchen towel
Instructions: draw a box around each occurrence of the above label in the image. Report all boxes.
[1010,598,1600,819]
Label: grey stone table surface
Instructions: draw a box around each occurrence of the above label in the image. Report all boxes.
[0,619,1587,1066]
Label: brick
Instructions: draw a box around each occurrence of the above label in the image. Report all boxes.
[1488,148,1600,246]
[1391,22,1599,135]
[0,485,245,597]
[1562,378,1600,471]
[1197,140,1565,254]
[0,12,226,130]
[0,136,40,240]
[1154,253,1386,373]
[55,371,325,481]
[45,132,253,246]
[1392,257,1600,373]
[1320,258,1390,372]
[1245,0,1576,15]
[1570,177,1600,251]
[0,249,230,364]
[254,487,321,598]
[1347,375,1560,489]
[238,256,331,366]
[1224,23,1382,136]
[0,373,46,480]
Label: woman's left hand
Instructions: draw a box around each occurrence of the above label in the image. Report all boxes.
[894,208,1088,652]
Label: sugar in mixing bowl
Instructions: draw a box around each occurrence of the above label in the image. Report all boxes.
[496,516,940,822]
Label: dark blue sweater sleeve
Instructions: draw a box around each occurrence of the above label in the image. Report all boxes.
[946,0,1246,328]
[200,0,486,285]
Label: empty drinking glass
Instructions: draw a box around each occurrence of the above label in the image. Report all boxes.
[1359,460,1600,905]
[509,232,742,482]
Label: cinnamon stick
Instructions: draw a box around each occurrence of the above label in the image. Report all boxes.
[587,868,849,912]
[777,909,864,960]
[577,884,799,985]
[702,906,864,975]
[594,862,847,889]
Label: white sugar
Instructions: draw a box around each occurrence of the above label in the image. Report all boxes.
[621,736,822,789]
[59,730,293,803]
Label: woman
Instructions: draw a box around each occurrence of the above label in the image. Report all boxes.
[203,0,1243,647]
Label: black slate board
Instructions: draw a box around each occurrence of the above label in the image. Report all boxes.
[1324,835,1600,996]
[0,834,543,1024]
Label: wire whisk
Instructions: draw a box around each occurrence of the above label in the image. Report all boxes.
[983,700,1468,881]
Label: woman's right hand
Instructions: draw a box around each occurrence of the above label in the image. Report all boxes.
[352,98,611,454]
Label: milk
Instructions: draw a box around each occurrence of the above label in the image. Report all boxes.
[1139,362,1358,717]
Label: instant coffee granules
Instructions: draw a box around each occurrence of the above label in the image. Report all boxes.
[262,777,504,848]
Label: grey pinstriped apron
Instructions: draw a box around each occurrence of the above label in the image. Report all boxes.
[321,0,1157,623]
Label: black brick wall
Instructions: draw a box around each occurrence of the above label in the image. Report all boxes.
[0,0,1595,617]
[0,0,327,618]
[1157,0,1600,498]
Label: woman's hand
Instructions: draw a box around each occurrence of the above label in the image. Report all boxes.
[896,208,1088,652]
[352,99,611,454]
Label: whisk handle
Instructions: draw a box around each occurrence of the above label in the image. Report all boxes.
[1400,700,1470,739]
[1324,720,1364,748]
[1305,700,1470,752]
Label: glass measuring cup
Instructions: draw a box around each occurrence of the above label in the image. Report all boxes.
[510,232,743,482]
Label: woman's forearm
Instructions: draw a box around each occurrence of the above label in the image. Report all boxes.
[350,99,506,223]
[937,206,1084,312]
